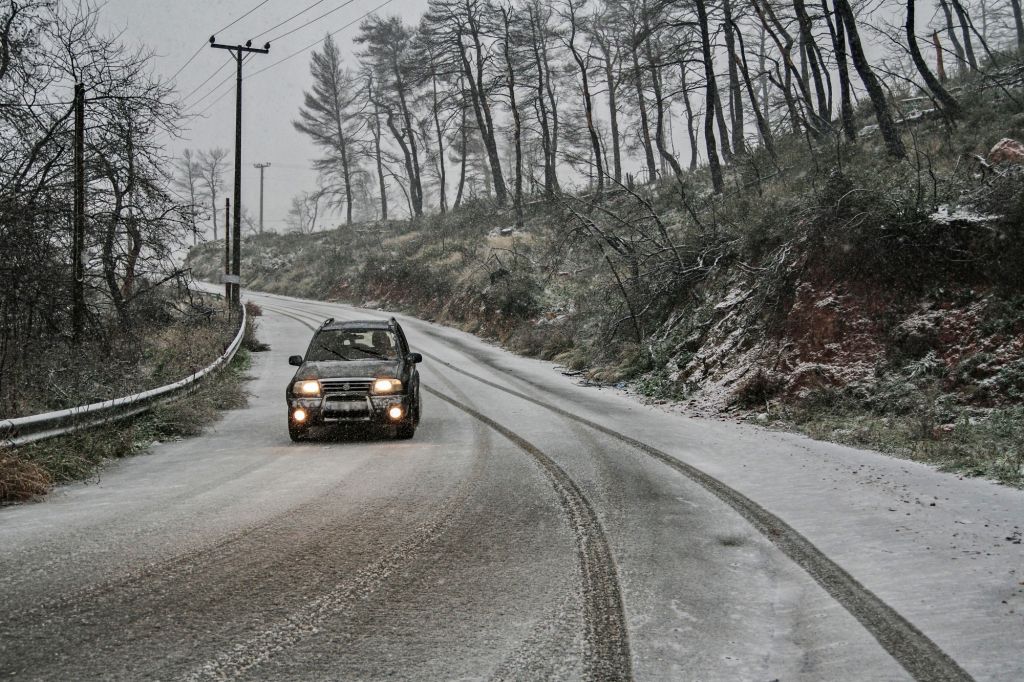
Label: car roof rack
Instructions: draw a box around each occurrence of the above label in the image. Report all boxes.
[319,317,334,329]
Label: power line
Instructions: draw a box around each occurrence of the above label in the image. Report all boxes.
[168,0,276,84]
[264,0,359,44]
[179,56,234,103]
[187,63,239,108]
[189,88,232,119]
[183,0,393,123]
[188,55,253,118]
[214,0,276,36]
[168,44,206,84]
[249,0,331,41]
[248,0,394,80]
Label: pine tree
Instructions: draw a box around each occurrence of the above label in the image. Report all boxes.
[294,34,363,225]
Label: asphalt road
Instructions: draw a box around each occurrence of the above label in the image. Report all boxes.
[2,290,1021,680]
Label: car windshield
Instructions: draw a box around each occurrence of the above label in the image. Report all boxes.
[306,329,400,361]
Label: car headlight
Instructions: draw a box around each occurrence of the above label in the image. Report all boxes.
[372,378,402,394]
[293,380,321,396]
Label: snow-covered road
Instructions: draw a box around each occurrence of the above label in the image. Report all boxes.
[1,288,1019,680]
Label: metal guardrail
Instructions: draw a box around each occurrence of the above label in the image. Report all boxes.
[0,302,247,448]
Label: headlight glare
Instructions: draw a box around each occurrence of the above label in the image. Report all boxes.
[373,378,402,394]
[293,380,321,396]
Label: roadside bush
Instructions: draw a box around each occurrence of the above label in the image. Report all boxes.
[733,369,787,409]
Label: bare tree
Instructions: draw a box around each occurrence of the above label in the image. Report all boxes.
[905,0,961,119]
[287,190,324,234]
[173,149,206,245]
[198,148,229,240]
[833,0,906,158]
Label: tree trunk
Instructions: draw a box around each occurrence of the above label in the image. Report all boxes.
[906,0,961,118]
[210,194,217,240]
[1011,0,1024,50]
[568,8,603,196]
[598,35,623,184]
[430,72,447,214]
[794,0,830,129]
[454,103,468,209]
[732,27,776,157]
[680,64,699,170]
[695,0,724,193]
[539,24,561,193]
[723,0,745,154]
[713,86,733,163]
[501,9,524,229]
[331,89,354,225]
[393,69,423,217]
[754,0,818,132]
[368,80,388,221]
[949,0,978,70]
[823,0,857,141]
[528,6,557,194]
[835,0,906,158]
[938,0,967,71]
[646,41,684,179]
[385,110,420,217]
[464,20,508,205]
[631,46,658,183]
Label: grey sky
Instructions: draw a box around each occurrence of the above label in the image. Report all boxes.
[98,0,428,233]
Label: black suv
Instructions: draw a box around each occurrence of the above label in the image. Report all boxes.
[286,317,422,441]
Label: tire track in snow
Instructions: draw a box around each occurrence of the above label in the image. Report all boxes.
[263,303,633,680]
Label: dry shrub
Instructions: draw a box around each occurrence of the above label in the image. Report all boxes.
[0,454,52,503]
[733,369,786,408]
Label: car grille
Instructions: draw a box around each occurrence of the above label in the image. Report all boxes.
[320,378,373,396]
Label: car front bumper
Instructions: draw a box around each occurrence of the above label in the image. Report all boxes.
[288,394,410,427]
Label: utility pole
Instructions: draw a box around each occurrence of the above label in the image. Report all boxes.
[253,162,271,234]
[224,198,231,301]
[210,36,270,305]
[72,82,85,344]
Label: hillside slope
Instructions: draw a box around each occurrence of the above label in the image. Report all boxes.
[189,69,1024,484]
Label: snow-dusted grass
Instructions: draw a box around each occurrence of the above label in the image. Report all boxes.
[779,404,1024,486]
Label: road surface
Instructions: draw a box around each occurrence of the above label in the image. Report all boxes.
[2,289,1022,680]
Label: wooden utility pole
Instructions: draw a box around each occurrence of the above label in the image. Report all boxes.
[253,162,270,234]
[210,37,270,305]
[72,83,85,344]
[224,198,231,301]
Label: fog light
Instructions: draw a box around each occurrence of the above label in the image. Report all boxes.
[293,408,307,422]
[388,406,403,420]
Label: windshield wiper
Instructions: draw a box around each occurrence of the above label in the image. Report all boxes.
[316,344,351,361]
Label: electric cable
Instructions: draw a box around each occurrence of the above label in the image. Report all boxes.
[263,0,359,44]
[248,0,393,80]
[168,0,275,84]
[249,0,331,41]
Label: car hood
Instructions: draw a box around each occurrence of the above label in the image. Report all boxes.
[295,359,401,380]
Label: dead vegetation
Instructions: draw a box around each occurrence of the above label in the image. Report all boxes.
[0,295,258,504]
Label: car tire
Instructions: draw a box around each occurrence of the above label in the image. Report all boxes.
[288,422,307,442]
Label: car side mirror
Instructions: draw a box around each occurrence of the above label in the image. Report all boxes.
[288,355,303,366]
[407,352,423,364]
